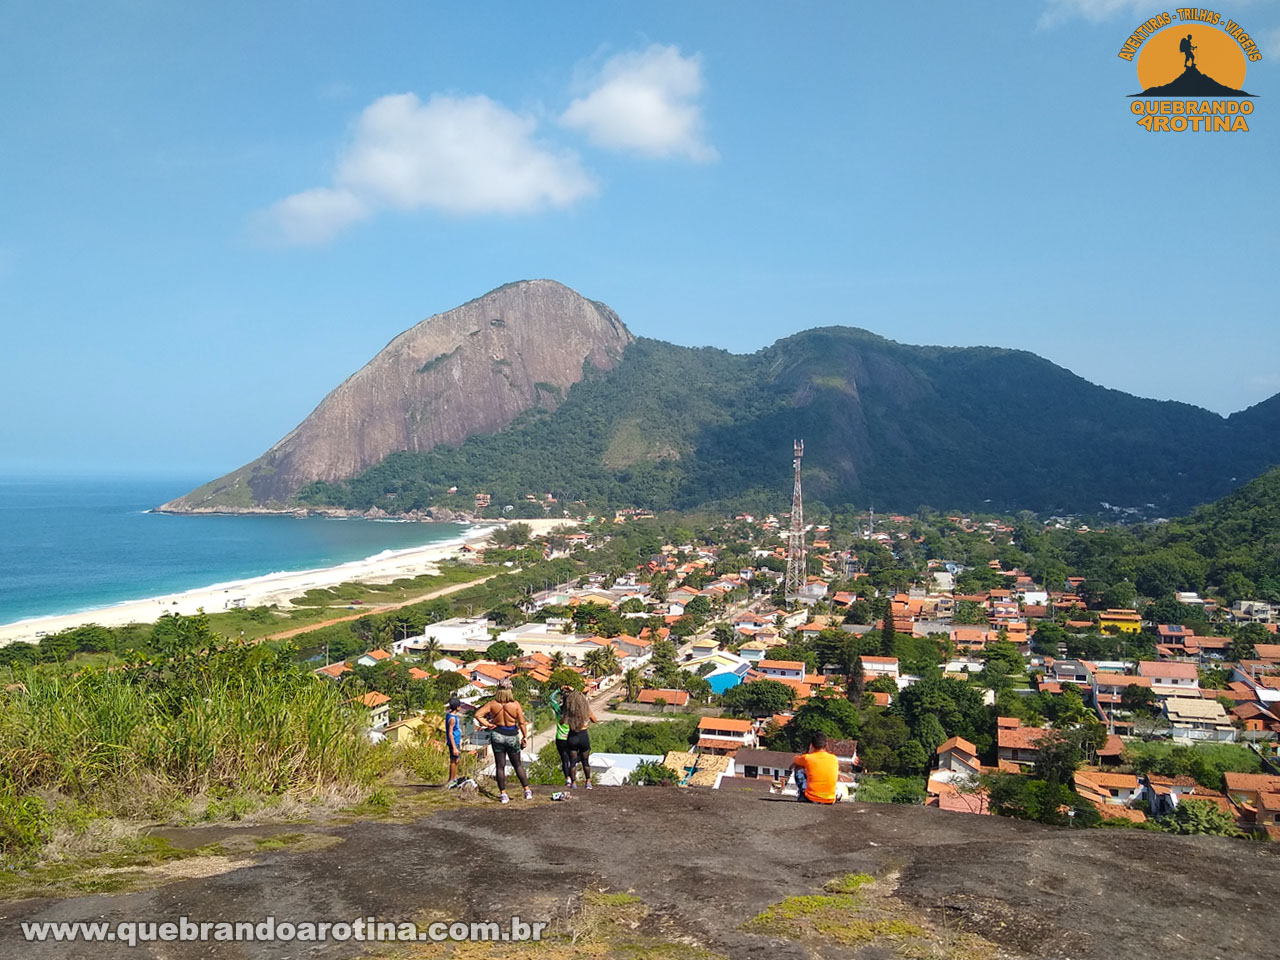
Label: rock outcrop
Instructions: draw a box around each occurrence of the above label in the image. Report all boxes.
[160,280,631,511]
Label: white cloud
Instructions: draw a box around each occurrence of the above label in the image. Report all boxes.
[1039,0,1151,27]
[259,188,369,246]
[258,93,596,245]
[561,44,717,162]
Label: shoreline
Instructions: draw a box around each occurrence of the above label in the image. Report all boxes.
[0,516,573,647]
[0,526,493,647]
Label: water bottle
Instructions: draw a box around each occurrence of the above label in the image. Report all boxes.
[551,791,572,801]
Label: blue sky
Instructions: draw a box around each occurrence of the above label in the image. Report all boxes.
[2,0,1277,476]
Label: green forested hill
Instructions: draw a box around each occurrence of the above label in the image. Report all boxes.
[1020,465,1280,604]
[297,326,1280,517]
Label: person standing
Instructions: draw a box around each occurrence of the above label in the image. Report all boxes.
[548,684,575,787]
[444,696,464,787]
[791,731,839,804]
[563,690,599,789]
[474,681,533,803]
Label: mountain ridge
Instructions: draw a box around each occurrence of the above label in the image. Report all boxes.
[162,280,1280,518]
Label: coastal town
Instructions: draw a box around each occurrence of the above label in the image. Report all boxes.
[306,498,1280,840]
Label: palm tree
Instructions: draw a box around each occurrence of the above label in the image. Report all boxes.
[549,651,566,671]
[583,646,620,679]
[623,667,643,702]
[419,637,442,665]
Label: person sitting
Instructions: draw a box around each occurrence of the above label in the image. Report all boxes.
[791,731,839,804]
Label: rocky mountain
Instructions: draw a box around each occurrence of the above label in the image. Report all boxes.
[163,280,1280,517]
[160,280,631,512]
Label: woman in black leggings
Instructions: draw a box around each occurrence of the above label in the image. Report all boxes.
[563,690,598,789]
[474,683,533,803]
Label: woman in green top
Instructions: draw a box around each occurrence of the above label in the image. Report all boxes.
[549,684,574,786]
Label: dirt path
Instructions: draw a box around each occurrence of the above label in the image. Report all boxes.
[262,573,503,641]
[4,790,1277,960]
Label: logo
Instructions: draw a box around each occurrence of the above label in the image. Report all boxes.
[1118,10,1260,132]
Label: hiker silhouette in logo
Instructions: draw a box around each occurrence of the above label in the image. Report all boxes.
[1180,34,1196,68]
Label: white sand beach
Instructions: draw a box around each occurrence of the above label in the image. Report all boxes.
[0,518,573,647]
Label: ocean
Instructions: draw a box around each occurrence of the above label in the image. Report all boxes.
[0,476,470,625]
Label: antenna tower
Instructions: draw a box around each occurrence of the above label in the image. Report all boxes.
[785,439,806,601]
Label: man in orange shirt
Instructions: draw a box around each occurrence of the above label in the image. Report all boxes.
[792,731,839,804]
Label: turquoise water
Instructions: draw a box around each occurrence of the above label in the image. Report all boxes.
[0,476,470,625]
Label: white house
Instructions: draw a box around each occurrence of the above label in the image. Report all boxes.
[399,617,493,655]
[695,716,756,754]
[1137,660,1200,697]
[356,649,393,668]
[734,748,797,780]
[860,656,900,680]
[756,659,806,682]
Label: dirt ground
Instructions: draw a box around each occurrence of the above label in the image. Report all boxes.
[2,788,1276,959]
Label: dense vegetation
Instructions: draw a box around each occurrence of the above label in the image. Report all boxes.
[296,329,1280,517]
[0,616,448,868]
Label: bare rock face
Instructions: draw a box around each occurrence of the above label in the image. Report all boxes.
[162,280,631,510]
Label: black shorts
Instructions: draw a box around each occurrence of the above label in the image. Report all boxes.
[565,729,591,754]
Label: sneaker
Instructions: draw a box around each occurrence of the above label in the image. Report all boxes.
[499,792,510,804]
[524,787,534,800]
[565,778,574,788]
[585,780,593,790]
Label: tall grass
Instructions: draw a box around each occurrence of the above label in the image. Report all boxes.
[0,616,385,866]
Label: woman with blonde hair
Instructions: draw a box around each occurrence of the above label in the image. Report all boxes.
[563,690,598,789]
[474,681,532,803]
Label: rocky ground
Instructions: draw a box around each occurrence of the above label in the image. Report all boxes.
[2,787,1276,959]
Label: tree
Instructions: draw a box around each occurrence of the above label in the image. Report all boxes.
[491,522,532,547]
[1160,798,1243,837]
[953,600,988,625]
[864,675,898,695]
[898,740,929,776]
[623,667,644,702]
[417,637,443,665]
[1120,683,1159,716]
[545,667,585,692]
[721,679,795,718]
[485,640,522,663]
[626,760,679,786]
[880,600,896,656]
[582,645,620,678]
[772,691,860,751]
[1032,730,1085,786]
[846,655,865,703]
[916,714,947,755]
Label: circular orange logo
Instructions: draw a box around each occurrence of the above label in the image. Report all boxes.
[1134,24,1250,95]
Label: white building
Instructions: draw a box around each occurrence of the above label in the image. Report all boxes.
[399,617,493,655]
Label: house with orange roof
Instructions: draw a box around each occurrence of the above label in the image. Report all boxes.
[314,661,353,680]
[468,661,515,687]
[350,691,391,729]
[1073,769,1141,806]
[928,783,991,815]
[696,716,756,755]
[996,717,1053,767]
[1138,660,1200,697]
[407,667,431,681]
[757,659,806,681]
[637,688,690,707]
[935,736,981,781]
[356,648,393,667]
